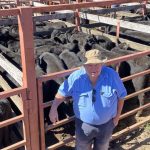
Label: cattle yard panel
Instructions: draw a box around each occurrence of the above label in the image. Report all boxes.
[37,50,150,149]
[32,0,148,13]
[32,1,150,50]
[0,0,150,149]
[18,7,40,150]
[0,7,40,150]
[40,69,150,110]
[50,19,150,51]
[0,87,31,150]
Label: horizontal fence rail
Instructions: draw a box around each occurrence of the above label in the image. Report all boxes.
[42,68,150,109]
[112,115,150,140]
[0,1,149,149]
[45,86,150,131]
[0,8,19,16]
[1,140,26,150]
[0,114,24,128]
[38,50,150,82]
[0,0,146,17]
[32,0,147,13]
[0,87,27,99]
[122,69,150,82]
[37,49,150,149]
[46,111,150,150]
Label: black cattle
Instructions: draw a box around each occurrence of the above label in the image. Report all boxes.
[111,47,150,116]
[42,80,74,125]
[37,53,74,125]
[63,40,80,54]
[0,27,15,47]
[95,35,116,50]
[1,21,149,127]
[39,52,65,84]
[59,50,82,69]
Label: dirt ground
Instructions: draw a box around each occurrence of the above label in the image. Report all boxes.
[46,107,150,150]
[110,123,150,150]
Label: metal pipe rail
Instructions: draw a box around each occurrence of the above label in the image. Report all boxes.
[112,115,150,140]
[0,5,39,150]
[0,87,26,99]
[0,0,146,17]
[0,86,30,150]
[41,68,150,109]
[44,86,150,131]
[37,50,150,149]
[45,104,150,149]
[1,140,26,150]
[0,114,24,128]
[32,0,147,13]
[0,0,149,149]
[122,69,150,82]
[46,115,150,149]
[38,50,150,82]
[0,4,145,25]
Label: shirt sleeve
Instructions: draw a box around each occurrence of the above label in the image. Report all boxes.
[58,74,74,97]
[113,71,127,100]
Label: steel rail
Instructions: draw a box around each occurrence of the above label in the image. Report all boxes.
[45,87,150,131]
[1,140,26,150]
[46,116,150,149]
[0,87,27,99]
[42,69,150,109]
[32,0,146,13]
[0,8,19,16]
[0,114,24,128]
[38,50,150,82]
[112,115,150,140]
[124,87,150,101]
[122,69,150,82]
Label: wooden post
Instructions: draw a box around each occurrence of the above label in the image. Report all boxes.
[142,0,147,16]
[16,0,20,6]
[116,20,120,43]
[18,7,40,150]
[75,0,80,31]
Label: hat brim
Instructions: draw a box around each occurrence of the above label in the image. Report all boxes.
[84,57,107,64]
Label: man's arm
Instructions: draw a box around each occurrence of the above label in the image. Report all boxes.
[113,99,124,126]
[49,93,66,124]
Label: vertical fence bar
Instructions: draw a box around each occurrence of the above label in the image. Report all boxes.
[142,0,147,16]
[75,0,80,31]
[37,80,46,150]
[18,7,40,150]
[16,0,20,6]
[116,20,120,42]
[21,91,31,150]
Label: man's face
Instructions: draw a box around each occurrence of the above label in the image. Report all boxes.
[84,63,102,80]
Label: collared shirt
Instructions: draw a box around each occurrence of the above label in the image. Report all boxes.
[58,66,127,125]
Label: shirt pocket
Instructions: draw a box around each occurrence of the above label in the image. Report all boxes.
[101,91,117,107]
[74,92,89,107]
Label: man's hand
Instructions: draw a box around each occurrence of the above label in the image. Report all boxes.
[49,107,59,124]
[49,93,66,124]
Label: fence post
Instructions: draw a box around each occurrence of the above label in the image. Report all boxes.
[18,7,40,150]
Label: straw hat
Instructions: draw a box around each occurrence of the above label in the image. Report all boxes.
[84,49,107,64]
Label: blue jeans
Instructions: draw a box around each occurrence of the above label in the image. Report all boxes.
[75,118,115,150]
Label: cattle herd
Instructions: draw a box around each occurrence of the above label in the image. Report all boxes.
[0,14,150,148]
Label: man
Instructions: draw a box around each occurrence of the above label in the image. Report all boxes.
[49,49,127,150]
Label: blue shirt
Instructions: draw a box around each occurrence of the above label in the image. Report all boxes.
[58,66,127,125]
